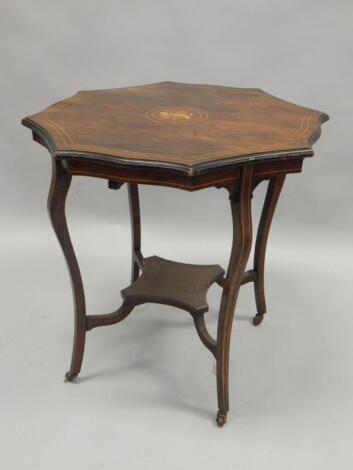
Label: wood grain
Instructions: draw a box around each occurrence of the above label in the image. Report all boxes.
[22,81,328,176]
[21,82,329,426]
[121,256,225,316]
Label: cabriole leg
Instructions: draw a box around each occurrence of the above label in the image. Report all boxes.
[216,166,253,426]
[48,158,86,382]
[253,175,285,326]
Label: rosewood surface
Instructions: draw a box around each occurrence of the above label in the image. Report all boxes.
[22,82,328,427]
[22,81,328,176]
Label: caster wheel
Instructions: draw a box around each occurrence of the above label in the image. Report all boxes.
[64,371,78,382]
[216,411,227,427]
[252,314,264,326]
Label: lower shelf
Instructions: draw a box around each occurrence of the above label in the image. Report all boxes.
[121,256,225,316]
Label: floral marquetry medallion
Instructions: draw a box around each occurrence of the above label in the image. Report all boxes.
[145,106,208,123]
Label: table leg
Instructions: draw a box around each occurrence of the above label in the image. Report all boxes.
[216,166,253,426]
[48,158,86,382]
[127,183,142,282]
[253,175,285,326]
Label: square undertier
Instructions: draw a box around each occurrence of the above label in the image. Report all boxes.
[121,256,225,316]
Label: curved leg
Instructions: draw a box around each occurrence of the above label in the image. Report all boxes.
[253,175,285,326]
[48,158,86,382]
[216,166,253,426]
[128,183,142,282]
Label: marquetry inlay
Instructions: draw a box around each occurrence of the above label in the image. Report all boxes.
[146,106,208,123]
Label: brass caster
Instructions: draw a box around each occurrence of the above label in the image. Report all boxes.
[64,371,78,382]
[216,410,227,427]
[252,314,264,326]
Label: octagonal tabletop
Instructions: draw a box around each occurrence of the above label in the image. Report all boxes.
[22,81,328,175]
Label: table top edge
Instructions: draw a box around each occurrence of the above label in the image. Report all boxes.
[22,117,319,176]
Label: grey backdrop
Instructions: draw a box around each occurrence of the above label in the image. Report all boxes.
[1,1,352,469]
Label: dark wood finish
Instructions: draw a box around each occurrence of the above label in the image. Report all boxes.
[22,82,328,426]
[108,180,124,190]
[253,175,286,325]
[22,81,328,176]
[65,155,303,191]
[216,166,253,426]
[47,158,86,382]
[121,256,224,316]
[194,315,217,357]
[241,269,257,286]
[86,303,133,331]
[128,183,142,282]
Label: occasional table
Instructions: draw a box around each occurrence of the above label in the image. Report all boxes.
[22,82,328,426]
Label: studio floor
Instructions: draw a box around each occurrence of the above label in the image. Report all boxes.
[0,219,352,470]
